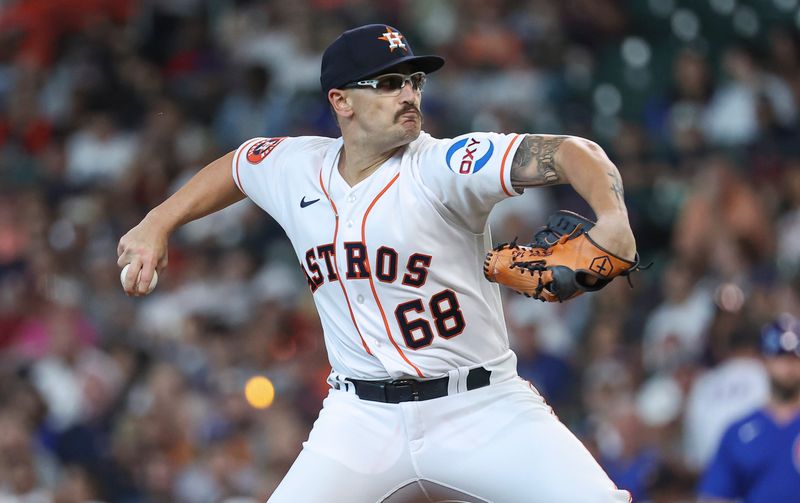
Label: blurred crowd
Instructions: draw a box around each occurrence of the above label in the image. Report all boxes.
[0,0,799,502]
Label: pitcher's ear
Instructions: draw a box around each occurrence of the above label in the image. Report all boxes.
[328,89,353,119]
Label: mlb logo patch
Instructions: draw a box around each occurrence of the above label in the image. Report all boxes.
[247,137,286,164]
[445,137,494,175]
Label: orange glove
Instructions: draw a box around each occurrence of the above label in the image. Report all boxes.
[484,211,644,302]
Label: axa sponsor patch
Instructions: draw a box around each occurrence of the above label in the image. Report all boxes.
[246,137,286,164]
[445,137,494,175]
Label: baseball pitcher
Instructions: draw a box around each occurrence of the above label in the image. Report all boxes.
[119,24,636,502]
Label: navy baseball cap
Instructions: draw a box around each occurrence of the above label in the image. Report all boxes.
[320,24,445,93]
[761,313,800,357]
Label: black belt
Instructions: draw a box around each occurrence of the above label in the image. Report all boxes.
[348,367,492,403]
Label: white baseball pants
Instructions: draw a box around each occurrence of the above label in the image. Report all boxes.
[267,377,630,503]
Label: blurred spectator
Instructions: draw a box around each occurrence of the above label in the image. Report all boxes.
[505,296,573,405]
[652,47,712,152]
[225,4,325,96]
[595,403,661,503]
[64,112,138,187]
[698,314,800,502]
[683,322,769,471]
[581,358,634,426]
[776,162,800,280]
[214,65,289,151]
[0,411,54,503]
[673,155,773,270]
[702,45,797,147]
[641,259,715,373]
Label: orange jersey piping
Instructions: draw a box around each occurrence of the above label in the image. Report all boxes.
[499,133,522,197]
[318,168,373,356]
[361,173,424,378]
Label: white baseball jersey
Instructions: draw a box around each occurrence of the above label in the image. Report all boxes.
[233,132,632,503]
[232,131,524,380]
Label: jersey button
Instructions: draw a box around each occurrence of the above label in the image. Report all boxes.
[356,295,365,304]
[347,194,356,203]
[346,220,354,228]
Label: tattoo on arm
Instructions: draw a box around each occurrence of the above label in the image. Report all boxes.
[510,135,566,189]
[607,169,625,210]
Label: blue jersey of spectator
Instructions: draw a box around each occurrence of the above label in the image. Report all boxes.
[698,408,800,502]
[699,313,800,503]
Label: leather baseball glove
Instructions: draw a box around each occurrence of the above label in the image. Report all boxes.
[484,210,645,302]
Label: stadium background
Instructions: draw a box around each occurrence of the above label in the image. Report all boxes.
[0,0,799,501]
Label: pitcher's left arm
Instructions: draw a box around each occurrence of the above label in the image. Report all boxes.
[509,135,635,261]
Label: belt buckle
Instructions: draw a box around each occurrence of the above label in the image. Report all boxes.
[391,379,420,402]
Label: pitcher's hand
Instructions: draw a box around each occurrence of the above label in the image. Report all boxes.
[117,216,169,296]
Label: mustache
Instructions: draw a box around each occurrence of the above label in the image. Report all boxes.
[395,105,421,121]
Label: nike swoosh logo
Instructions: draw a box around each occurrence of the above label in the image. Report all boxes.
[300,196,321,208]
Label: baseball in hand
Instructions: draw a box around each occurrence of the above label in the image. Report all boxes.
[120,263,158,293]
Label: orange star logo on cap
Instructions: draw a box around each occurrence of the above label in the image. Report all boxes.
[377,27,408,52]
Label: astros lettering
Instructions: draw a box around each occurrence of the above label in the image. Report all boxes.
[302,243,431,292]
